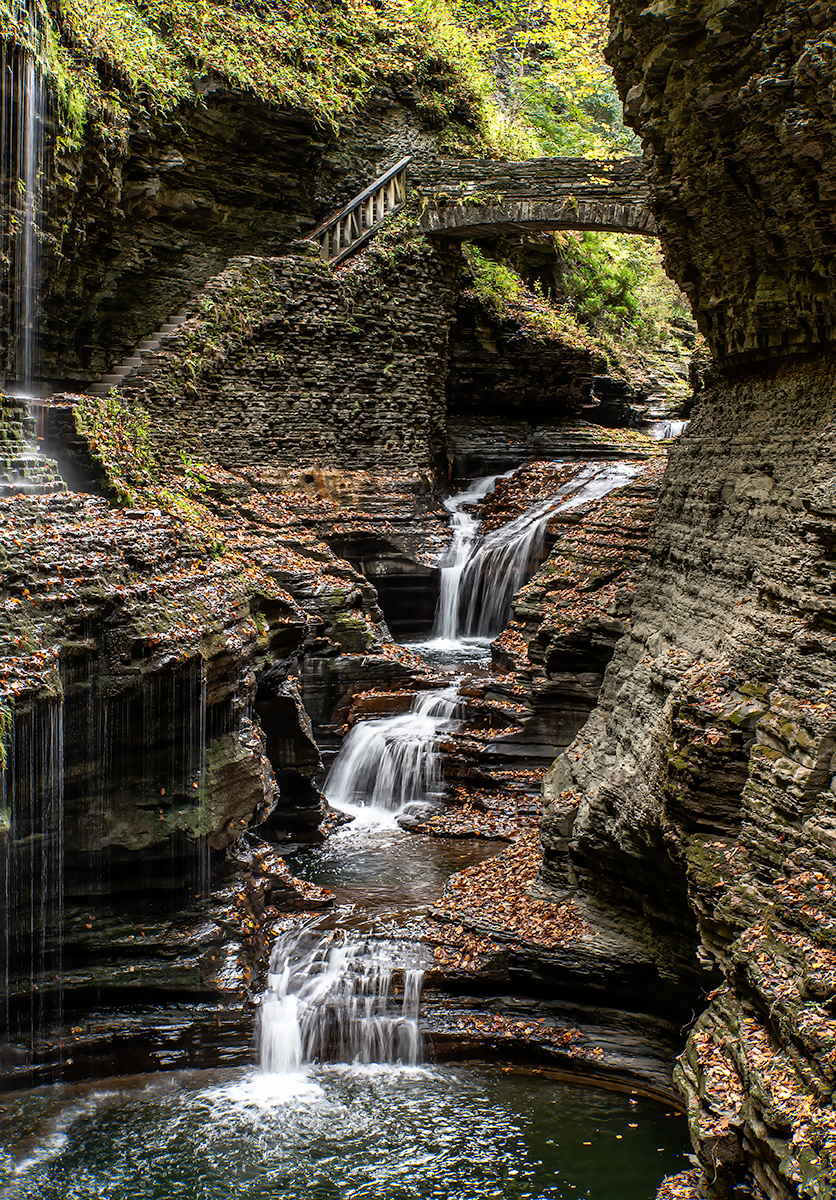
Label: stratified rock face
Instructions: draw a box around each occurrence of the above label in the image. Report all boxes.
[607,0,836,362]
[43,85,449,386]
[565,6,836,1195]
[117,240,459,473]
[0,445,421,1073]
[46,92,323,385]
[544,356,836,1197]
[446,293,605,427]
[497,458,665,765]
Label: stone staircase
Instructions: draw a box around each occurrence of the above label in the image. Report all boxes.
[0,394,67,496]
[87,306,191,396]
[84,159,413,398]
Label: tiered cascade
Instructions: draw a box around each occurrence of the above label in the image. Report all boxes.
[259,920,423,1072]
[323,687,461,821]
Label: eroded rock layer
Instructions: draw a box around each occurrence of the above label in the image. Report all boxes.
[545,5,836,1195]
[0,443,439,1081]
[607,0,836,363]
[545,356,836,1195]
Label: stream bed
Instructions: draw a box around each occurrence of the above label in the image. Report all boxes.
[0,464,693,1197]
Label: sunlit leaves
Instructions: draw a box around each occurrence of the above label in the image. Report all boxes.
[449,0,635,157]
[48,0,521,151]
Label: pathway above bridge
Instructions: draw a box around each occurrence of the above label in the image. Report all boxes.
[418,156,657,239]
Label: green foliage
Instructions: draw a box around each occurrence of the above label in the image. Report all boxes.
[556,231,690,340]
[1,0,634,160]
[463,234,694,396]
[463,244,521,315]
[450,0,637,157]
[73,388,156,504]
[0,695,12,777]
[35,0,544,156]
[73,391,223,548]
[463,243,598,352]
[0,0,42,53]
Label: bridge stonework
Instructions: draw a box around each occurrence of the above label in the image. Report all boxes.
[417,156,657,239]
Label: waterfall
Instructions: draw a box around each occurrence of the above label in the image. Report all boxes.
[649,418,688,440]
[323,686,461,820]
[432,472,510,641]
[1,0,47,396]
[434,462,643,641]
[258,920,424,1072]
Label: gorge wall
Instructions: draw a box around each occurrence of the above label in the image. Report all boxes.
[529,2,836,1197]
[39,72,461,388]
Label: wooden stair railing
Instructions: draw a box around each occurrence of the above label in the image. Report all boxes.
[306,156,411,265]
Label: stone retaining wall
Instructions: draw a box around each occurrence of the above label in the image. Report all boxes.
[119,239,460,473]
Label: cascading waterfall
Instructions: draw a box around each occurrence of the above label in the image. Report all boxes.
[1,0,47,396]
[436,491,560,640]
[431,472,510,642]
[258,919,424,1072]
[323,686,461,819]
[434,462,643,642]
[649,418,688,440]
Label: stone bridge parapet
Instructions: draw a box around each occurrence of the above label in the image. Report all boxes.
[417,156,656,238]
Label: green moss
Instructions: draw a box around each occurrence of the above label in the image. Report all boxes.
[16,0,542,157]
[72,392,225,550]
[684,835,727,889]
[464,245,522,314]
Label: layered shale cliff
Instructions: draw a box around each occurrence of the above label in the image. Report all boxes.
[6,2,836,1195]
[524,2,836,1197]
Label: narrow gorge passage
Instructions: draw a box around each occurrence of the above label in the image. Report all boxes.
[5,0,836,1193]
[270,459,654,1061]
[0,460,691,1199]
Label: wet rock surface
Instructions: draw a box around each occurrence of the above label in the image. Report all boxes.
[0,437,434,1079]
[495,458,666,763]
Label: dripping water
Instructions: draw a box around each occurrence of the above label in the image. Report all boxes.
[1,0,47,397]
[0,689,64,1054]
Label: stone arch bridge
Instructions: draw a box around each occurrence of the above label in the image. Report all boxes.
[86,154,657,395]
[306,155,656,267]
[418,156,656,239]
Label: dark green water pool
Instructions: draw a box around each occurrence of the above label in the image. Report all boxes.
[0,1063,689,1200]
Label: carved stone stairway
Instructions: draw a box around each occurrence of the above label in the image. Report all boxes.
[0,395,66,496]
[306,156,411,265]
[86,307,191,397]
[81,153,656,397]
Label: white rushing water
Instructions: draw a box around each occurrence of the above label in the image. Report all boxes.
[432,471,512,640]
[258,920,424,1073]
[648,418,689,440]
[433,461,643,642]
[323,685,461,822]
[282,461,645,1083]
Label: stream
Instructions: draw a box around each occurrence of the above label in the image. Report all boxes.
[0,464,691,1197]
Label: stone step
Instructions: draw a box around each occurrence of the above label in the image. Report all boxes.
[0,435,68,495]
[86,306,192,395]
